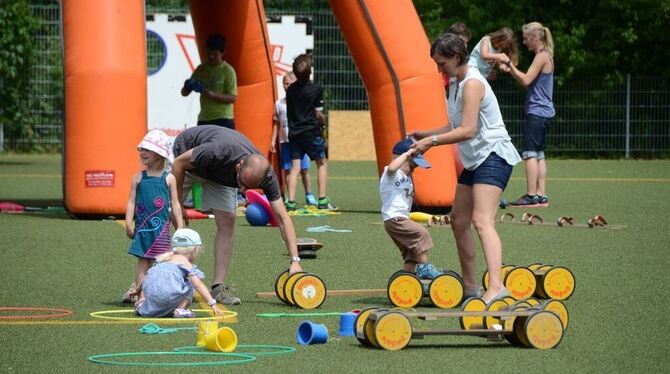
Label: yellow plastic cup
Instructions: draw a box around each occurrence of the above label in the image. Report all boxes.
[205,326,238,352]
[196,321,219,347]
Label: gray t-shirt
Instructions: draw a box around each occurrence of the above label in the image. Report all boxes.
[172,125,281,201]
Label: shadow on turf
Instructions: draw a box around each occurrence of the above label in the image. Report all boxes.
[384,343,512,350]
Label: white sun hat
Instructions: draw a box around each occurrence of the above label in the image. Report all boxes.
[137,129,173,162]
[171,228,203,248]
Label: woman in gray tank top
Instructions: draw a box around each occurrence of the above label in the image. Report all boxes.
[502,22,555,208]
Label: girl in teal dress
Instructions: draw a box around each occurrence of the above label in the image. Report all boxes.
[122,130,183,303]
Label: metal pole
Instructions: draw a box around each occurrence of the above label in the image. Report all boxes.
[625,73,631,158]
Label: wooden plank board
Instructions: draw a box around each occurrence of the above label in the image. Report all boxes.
[256,288,386,298]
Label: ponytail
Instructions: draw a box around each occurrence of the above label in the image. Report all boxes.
[543,27,555,55]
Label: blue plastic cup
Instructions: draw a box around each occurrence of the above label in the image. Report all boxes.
[338,312,357,337]
[296,320,329,345]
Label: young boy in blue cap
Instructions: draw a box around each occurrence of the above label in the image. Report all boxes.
[379,138,443,279]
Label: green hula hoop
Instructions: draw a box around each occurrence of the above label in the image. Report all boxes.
[87,351,255,367]
[174,345,296,356]
[89,309,236,323]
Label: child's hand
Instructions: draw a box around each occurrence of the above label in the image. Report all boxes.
[270,142,276,153]
[211,304,223,316]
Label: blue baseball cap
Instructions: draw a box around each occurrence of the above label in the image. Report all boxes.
[392,138,431,169]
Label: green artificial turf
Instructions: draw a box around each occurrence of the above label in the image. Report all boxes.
[1,154,669,373]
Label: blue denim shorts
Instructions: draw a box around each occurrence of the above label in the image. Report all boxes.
[458,152,513,190]
[522,114,551,160]
[280,143,310,171]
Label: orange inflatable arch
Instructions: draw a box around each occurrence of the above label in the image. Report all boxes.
[62,0,458,216]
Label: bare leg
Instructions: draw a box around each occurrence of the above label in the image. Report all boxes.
[286,159,301,201]
[134,258,152,294]
[212,210,236,286]
[450,184,477,290]
[524,158,539,196]
[176,298,190,309]
[300,169,312,196]
[471,183,505,302]
[315,158,328,198]
[280,168,288,198]
[537,158,547,196]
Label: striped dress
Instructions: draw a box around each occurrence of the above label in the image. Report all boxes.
[128,171,171,259]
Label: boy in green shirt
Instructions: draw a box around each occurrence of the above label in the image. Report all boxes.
[182,33,237,129]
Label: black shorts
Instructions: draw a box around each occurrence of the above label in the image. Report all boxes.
[288,130,326,161]
[198,118,235,130]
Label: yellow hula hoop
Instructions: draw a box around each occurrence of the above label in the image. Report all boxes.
[89,309,237,323]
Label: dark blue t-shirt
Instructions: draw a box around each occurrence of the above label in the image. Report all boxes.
[172,125,281,201]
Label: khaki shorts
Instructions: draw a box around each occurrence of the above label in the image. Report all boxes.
[182,172,237,212]
[384,217,433,262]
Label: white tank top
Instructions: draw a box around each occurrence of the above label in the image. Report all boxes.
[379,167,413,221]
[447,67,521,170]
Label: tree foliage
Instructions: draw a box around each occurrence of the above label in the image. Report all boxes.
[0,1,39,150]
[414,0,670,79]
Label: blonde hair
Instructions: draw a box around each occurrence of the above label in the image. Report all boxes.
[156,245,203,263]
[523,22,554,55]
[489,27,519,65]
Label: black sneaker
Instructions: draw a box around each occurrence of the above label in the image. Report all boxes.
[536,195,549,207]
[508,194,540,207]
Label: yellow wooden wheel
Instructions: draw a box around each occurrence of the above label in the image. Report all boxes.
[484,299,509,329]
[542,299,569,330]
[525,297,541,307]
[524,311,564,349]
[483,264,515,291]
[387,270,408,289]
[502,296,516,305]
[274,270,290,305]
[428,273,464,309]
[355,307,378,346]
[364,311,385,347]
[504,266,537,300]
[291,274,327,310]
[459,297,486,330]
[283,271,306,306]
[541,267,575,300]
[512,315,531,347]
[373,312,413,351]
[528,263,544,271]
[387,273,423,309]
[503,305,528,346]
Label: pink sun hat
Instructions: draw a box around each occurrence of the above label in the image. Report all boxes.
[137,129,173,162]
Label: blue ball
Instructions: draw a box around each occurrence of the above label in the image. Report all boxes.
[245,203,270,226]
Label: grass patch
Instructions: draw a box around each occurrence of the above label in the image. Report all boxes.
[1,154,669,372]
